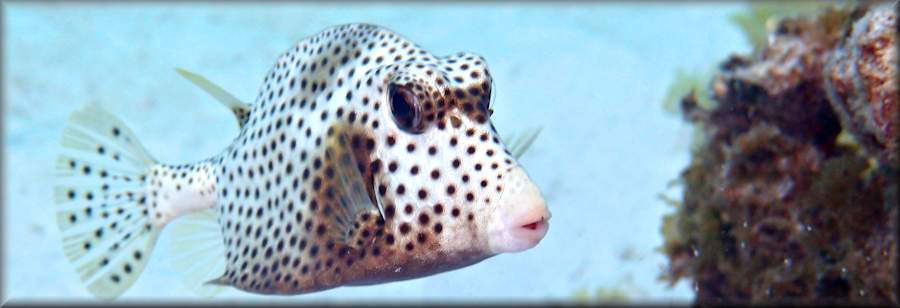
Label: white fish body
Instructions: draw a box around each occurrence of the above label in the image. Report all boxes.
[54,23,549,300]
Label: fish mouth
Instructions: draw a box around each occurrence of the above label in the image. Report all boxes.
[515,209,551,233]
[521,215,548,231]
[505,207,550,251]
[487,167,550,254]
[522,220,541,230]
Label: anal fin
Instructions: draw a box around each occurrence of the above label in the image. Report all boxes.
[165,208,226,298]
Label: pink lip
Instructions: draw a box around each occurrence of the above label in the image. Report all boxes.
[516,208,550,230]
[510,213,550,247]
[522,216,546,231]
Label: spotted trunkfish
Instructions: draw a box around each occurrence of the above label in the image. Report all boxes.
[54,23,549,300]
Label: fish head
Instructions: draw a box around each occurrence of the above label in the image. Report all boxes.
[363,51,550,268]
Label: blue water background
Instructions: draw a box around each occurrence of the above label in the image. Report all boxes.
[3,2,748,302]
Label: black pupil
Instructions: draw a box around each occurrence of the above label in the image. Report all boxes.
[389,84,419,132]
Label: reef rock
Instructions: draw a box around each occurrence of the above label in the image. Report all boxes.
[663,2,897,304]
[825,2,898,166]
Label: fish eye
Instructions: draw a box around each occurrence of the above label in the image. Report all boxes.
[389,84,423,133]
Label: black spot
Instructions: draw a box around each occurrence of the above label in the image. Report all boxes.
[385,204,396,218]
[399,223,411,234]
[388,161,398,172]
[418,189,428,200]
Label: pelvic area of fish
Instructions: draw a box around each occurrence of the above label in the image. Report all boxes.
[53,23,550,299]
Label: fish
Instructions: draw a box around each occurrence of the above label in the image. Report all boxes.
[53,23,550,300]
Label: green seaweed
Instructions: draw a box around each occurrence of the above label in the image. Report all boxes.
[571,275,641,304]
[730,1,841,53]
[662,68,716,115]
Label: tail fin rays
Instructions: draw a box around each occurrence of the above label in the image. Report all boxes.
[54,104,160,300]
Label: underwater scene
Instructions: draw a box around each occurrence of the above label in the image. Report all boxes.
[2,1,897,305]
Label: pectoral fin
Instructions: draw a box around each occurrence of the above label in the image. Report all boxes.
[506,127,543,159]
[320,127,384,245]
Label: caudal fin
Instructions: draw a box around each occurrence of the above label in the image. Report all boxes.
[54,104,160,300]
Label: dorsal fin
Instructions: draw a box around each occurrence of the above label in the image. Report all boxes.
[175,68,251,128]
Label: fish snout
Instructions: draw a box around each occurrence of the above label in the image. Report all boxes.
[488,167,550,254]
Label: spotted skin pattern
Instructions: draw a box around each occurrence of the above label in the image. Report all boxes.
[210,23,521,294]
[54,23,548,298]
